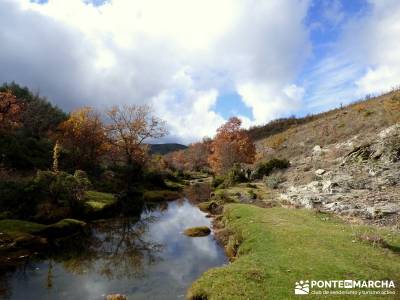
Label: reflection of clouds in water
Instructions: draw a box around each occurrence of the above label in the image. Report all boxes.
[140,199,223,287]
[82,278,107,300]
[6,199,226,300]
[146,200,219,259]
[190,237,219,259]
[148,201,211,239]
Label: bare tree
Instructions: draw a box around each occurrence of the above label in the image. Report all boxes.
[106,104,168,167]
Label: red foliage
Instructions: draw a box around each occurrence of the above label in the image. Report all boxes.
[208,117,255,174]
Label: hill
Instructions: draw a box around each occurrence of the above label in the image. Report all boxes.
[249,89,400,227]
[149,143,187,155]
[253,89,400,160]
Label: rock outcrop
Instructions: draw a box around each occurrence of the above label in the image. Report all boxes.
[280,124,400,228]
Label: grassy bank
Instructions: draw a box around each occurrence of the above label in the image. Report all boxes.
[188,204,400,299]
[83,190,118,215]
[0,218,86,239]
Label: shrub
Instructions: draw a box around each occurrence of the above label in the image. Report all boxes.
[264,174,285,189]
[33,170,91,210]
[143,170,166,188]
[212,175,225,188]
[0,179,39,219]
[247,189,257,199]
[252,158,290,180]
[225,164,247,186]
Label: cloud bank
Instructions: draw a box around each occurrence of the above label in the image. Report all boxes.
[1,0,400,143]
[0,0,310,143]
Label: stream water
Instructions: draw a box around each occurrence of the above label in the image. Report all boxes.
[0,198,227,300]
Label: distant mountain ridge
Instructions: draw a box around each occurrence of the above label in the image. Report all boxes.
[149,143,187,155]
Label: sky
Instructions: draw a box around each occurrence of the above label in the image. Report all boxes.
[1,0,400,144]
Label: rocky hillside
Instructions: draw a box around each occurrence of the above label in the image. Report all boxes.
[280,124,400,228]
[254,89,400,161]
[252,90,400,229]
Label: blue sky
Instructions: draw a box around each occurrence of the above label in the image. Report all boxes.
[2,0,400,142]
[216,0,375,121]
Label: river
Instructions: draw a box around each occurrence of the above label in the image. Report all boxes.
[0,198,227,300]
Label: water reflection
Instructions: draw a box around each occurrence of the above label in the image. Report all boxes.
[2,199,227,300]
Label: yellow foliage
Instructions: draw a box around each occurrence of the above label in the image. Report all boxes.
[352,103,368,113]
[264,132,287,150]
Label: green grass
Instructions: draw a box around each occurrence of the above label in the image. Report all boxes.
[84,190,117,212]
[164,179,185,191]
[188,204,400,300]
[0,219,46,238]
[143,190,181,202]
[0,218,86,239]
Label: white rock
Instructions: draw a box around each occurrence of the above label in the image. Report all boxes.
[313,145,322,155]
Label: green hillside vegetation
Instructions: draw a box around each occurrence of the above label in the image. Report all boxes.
[0,82,67,170]
[149,143,187,155]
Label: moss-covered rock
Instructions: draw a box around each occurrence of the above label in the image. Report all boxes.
[197,201,222,214]
[183,226,211,237]
[38,219,86,238]
[0,220,48,253]
[83,191,118,215]
[0,219,47,237]
[143,190,181,202]
[0,218,86,251]
[164,179,185,191]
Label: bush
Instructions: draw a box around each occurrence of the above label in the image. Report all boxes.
[0,133,53,170]
[212,175,225,188]
[212,165,248,188]
[0,179,39,219]
[225,164,247,186]
[143,170,166,188]
[247,189,257,199]
[33,170,91,210]
[252,158,290,180]
[264,174,285,189]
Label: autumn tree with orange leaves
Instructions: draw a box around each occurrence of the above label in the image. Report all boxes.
[58,107,108,170]
[0,90,24,133]
[208,117,255,174]
[164,149,187,172]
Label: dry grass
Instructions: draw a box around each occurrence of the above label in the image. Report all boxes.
[255,90,400,162]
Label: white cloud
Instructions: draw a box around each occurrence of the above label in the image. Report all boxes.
[237,82,303,123]
[303,0,400,113]
[154,78,224,144]
[349,0,400,95]
[0,0,311,142]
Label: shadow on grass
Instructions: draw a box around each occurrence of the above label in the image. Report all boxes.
[386,244,400,254]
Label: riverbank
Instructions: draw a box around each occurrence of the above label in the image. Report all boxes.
[1,198,227,300]
[0,182,184,263]
[188,204,400,299]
